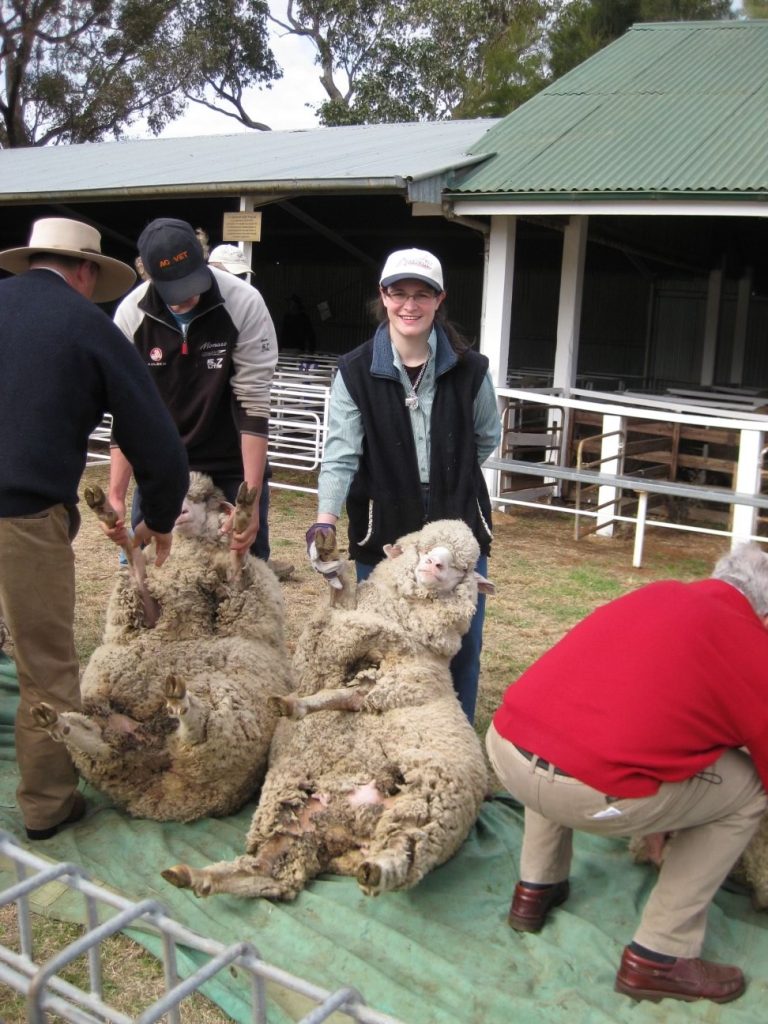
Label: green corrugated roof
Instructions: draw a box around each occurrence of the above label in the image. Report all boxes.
[451,20,768,199]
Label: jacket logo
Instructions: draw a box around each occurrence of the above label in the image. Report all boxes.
[150,347,163,362]
[206,357,223,370]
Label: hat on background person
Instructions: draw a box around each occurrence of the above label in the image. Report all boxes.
[208,244,253,277]
[379,248,444,293]
[137,217,212,306]
[0,217,136,303]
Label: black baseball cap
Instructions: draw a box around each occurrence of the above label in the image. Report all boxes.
[137,218,212,305]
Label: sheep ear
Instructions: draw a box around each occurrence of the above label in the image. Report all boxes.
[474,571,495,595]
[383,543,404,559]
[219,500,235,515]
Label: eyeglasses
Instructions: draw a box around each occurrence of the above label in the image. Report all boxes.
[383,287,439,304]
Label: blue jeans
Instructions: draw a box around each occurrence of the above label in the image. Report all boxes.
[356,553,486,724]
[132,468,270,562]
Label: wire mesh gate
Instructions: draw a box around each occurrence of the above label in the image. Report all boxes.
[0,831,405,1024]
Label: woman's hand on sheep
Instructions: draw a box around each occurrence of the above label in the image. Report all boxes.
[306,522,343,590]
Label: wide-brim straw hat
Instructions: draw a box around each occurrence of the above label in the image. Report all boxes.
[0,217,136,302]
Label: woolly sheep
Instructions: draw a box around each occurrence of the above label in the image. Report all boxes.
[162,518,491,900]
[32,472,291,822]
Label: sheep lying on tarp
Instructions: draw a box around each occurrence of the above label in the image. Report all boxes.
[162,518,492,899]
[32,472,290,822]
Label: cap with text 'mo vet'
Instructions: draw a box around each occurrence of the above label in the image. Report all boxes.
[137,218,212,305]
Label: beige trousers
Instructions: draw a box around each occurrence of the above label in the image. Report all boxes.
[486,723,768,957]
[0,504,82,830]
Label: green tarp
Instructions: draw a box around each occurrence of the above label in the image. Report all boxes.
[2,651,768,1023]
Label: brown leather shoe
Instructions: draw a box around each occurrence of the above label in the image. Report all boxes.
[507,880,570,932]
[615,946,745,1003]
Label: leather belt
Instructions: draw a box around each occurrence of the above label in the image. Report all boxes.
[514,744,571,777]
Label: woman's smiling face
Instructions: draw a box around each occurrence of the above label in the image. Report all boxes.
[380,278,445,340]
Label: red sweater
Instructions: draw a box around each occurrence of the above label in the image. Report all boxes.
[492,579,768,797]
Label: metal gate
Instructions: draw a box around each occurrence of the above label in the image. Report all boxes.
[0,831,405,1024]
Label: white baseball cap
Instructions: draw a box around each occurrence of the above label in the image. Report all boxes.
[208,244,253,276]
[380,248,444,292]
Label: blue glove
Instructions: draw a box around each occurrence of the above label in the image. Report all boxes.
[306,523,343,590]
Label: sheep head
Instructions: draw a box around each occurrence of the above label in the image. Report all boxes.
[381,520,491,601]
[174,472,232,544]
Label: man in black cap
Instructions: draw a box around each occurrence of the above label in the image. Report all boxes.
[0,217,188,841]
[109,217,283,571]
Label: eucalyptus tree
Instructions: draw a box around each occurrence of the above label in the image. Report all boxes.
[0,0,278,147]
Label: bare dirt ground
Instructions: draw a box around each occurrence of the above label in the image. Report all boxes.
[0,464,728,1022]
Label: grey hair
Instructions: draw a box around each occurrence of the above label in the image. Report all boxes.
[712,543,768,616]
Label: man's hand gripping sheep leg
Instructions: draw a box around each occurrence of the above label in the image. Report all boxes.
[83,484,161,627]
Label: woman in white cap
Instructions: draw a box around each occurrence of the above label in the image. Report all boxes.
[306,248,501,723]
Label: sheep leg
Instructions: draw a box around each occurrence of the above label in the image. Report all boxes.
[356,767,464,896]
[162,788,333,899]
[31,702,111,758]
[357,831,421,896]
[83,484,160,628]
[164,675,207,745]
[161,854,301,900]
[229,481,258,585]
[268,683,373,719]
[629,832,670,867]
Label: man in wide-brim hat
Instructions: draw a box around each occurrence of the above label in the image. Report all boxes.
[0,217,189,842]
[0,216,136,303]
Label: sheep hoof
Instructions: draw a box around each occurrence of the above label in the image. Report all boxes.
[164,674,188,717]
[356,861,382,895]
[31,702,59,730]
[268,695,306,719]
[313,525,340,562]
[161,865,193,890]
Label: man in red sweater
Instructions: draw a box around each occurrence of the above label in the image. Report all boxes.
[487,543,768,1004]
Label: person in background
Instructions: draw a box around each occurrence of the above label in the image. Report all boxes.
[306,248,501,723]
[0,217,188,841]
[208,243,254,280]
[486,543,768,1005]
[281,293,317,355]
[109,219,292,579]
[206,241,293,580]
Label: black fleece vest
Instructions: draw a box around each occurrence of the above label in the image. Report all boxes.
[339,339,493,565]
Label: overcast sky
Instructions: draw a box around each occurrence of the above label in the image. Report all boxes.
[148,3,325,138]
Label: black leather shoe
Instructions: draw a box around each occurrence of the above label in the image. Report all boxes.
[615,946,745,1003]
[26,792,87,841]
[508,880,570,932]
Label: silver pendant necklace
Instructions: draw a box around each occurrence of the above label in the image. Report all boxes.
[404,360,428,410]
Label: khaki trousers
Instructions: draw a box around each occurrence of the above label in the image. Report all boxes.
[486,723,768,958]
[0,504,82,830]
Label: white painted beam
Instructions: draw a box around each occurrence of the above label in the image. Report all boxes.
[553,215,588,394]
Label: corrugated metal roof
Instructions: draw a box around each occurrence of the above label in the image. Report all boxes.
[0,120,498,202]
[451,21,768,199]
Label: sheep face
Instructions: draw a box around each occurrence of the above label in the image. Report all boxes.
[415,545,466,594]
[173,472,231,542]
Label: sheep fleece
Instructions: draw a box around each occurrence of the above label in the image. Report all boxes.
[69,486,291,821]
[163,519,489,899]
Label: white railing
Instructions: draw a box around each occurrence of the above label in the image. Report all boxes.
[489,386,768,565]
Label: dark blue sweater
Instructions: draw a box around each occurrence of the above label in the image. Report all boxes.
[0,269,188,533]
